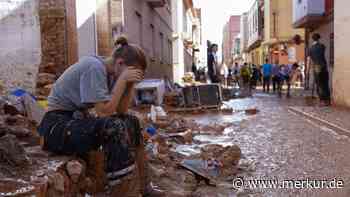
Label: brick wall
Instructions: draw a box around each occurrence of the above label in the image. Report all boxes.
[96,0,113,56]
[38,0,66,75]
[65,0,78,66]
[36,0,78,97]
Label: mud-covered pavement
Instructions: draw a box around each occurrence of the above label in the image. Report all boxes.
[1,91,350,197]
[172,92,350,197]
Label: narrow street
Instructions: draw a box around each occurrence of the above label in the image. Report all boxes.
[170,91,350,197]
[1,0,349,196]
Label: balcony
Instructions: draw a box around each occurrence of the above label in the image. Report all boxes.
[293,0,325,28]
[146,0,166,8]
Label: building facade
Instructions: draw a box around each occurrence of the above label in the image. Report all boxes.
[292,0,333,90]
[232,34,242,63]
[109,0,173,80]
[247,0,264,66]
[171,0,201,83]
[264,0,305,66]
[0,0,174,94]
[239,12,249,63]
[222,15,240,66]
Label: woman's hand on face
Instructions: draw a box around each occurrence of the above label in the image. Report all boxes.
[119,67,144,83]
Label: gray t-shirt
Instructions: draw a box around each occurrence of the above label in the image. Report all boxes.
[48,56,111,111]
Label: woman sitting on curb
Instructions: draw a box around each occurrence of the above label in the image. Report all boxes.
[38,36,163,196]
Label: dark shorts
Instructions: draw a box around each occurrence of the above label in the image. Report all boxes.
[37,110,142,186]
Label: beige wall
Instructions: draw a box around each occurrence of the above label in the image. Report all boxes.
[265,0,304,41]
[333,0,350,107]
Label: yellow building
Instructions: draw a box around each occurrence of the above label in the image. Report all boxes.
[263,0,305,65]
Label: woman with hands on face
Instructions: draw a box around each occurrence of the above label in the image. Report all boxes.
[38,36,163,196]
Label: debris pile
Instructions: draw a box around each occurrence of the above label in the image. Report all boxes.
[0,134,30,176]
[140,106,244,196]
[0,91,252,196]
[36,73,56,98]
[0,103,100,197]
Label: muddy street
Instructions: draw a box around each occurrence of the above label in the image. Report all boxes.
[173,92,350,197]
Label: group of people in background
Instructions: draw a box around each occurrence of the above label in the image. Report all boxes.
[225,60,301,98]
[261,59,301,98]
[206,34,331,106]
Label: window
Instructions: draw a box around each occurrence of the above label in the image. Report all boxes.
[160,32,164,62]
[330,33,334,66]
[135,12,143,47]
[150,24,155,57]
[168,39,172,64]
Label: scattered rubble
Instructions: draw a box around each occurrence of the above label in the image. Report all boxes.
[36,73,56,89]
[0,134,30,177]
[36,73,56,97]
[199,122,234,134]
[0,87,253,197]
[245,108,259,115]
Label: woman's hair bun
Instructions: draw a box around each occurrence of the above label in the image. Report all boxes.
[115,36,128,47]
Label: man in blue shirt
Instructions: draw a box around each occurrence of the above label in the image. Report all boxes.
[262,59,272,93]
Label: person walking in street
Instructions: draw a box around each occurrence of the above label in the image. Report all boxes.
[307,33,331,106]
[240,62,251,96]
[250,64,260,90]
[272,61,280,93]
[262,59,272,93]
[207,44,220,83]
[37,37,164,196]
[233,62,240,88]
[277,64,292,98]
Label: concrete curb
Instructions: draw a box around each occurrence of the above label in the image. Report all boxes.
[288,107,350,137]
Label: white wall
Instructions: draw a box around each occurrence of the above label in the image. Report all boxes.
[333,0,350,107]
[247,0,259,47]
[76,0,97,58]
[0,0,41,92]
[172,0,185,83]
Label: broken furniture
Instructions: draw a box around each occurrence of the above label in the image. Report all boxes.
[182,84,222,108]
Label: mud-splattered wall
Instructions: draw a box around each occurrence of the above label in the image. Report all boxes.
[0,0,42,93]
